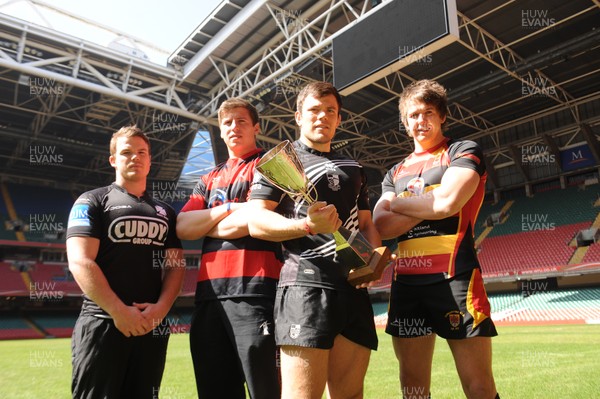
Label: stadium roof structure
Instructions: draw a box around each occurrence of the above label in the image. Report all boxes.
[1,0,599,196]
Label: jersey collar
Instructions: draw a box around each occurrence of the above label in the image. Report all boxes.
[294,139,333,157]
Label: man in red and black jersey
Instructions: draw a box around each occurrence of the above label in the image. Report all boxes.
[374,79,500,399]
[177,98,282,399]
[67,126,185,398]
[246,82,381,399]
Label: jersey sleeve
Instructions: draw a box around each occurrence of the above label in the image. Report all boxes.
[248,171,286,203]
[164,204,183,249]
[66,191,102,239]
[381,163,400,195]
[448,140,486,176]
[180,177,207,212]
[357,168,371,211]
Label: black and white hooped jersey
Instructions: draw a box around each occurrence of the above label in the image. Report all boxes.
[67,183,181,316]
[250,140,371,290]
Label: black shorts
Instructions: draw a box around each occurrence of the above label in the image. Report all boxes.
[275,285,378,350]
[386,269,498,339]
[189,298,280,399]
[71,313,169,399]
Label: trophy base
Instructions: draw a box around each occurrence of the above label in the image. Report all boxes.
[347,246,392,286]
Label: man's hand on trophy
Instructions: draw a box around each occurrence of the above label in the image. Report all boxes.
[306,201,342,234]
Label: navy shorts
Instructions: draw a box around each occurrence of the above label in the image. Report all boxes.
[386,269,498,339]
[275,285,378,350]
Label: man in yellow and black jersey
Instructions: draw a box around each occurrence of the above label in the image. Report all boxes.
[374,79,500,399]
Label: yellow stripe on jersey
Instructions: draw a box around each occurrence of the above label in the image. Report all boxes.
[397,234,458,256]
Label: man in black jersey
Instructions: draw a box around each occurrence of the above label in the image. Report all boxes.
[373,79,499,399]
[177,98,282,399]
[246,82,381,399]
[66,126,185,399]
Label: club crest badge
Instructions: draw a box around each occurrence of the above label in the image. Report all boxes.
[327,173,341,191]
[289,324,301,339]
[445,310,463,330]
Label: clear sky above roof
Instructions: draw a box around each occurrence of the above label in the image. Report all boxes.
[0,0,221,64]
[0,0,221,185]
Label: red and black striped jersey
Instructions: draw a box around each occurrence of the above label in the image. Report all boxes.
[381,138,486,285]
[250,140,372,291]
[180,148,282,301]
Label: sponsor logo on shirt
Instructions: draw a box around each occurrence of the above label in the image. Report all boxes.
[68,204,90,228]
[108,216,168,245]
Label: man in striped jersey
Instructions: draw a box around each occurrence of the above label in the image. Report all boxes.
[177,98,282,399]
[373,79,499,399]
[247,81,381,399]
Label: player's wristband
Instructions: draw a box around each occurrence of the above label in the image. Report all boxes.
[302,218,315,235]
[226,202,232,215]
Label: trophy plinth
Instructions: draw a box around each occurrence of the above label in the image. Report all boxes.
[257,140,391,285]
[347,246,391,286]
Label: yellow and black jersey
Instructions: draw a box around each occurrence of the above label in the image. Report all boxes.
[382,138,486,285]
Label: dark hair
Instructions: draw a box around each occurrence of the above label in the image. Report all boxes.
[218,98,260,125]
[296,81,342,114]
[110,125,150,155]
[399,79,448,131]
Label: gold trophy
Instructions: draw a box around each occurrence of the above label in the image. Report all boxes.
[257,140,391,285]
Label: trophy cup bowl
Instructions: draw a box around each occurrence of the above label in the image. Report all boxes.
[256,140,391,285]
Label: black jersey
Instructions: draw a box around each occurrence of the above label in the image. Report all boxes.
[381,138,486,285]
[180,149,282,302]
[250,140,371,291]
[66,183,182,316]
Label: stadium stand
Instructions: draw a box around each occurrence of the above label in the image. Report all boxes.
[4,183,72,243]
[0,261,28,296]
[28,263,81,297]
[28,312,79,338]
[490,287,600,325]
[0,314,45,339]
[478,222,590,277]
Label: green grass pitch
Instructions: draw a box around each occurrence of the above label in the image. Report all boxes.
[0,325,599,398]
